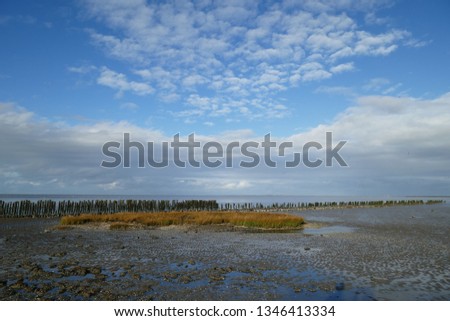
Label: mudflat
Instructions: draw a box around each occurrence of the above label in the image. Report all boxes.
[0,204,448,300]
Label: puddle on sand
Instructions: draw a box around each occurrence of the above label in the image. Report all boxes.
[219,268,376,300]
[303,225,355,235]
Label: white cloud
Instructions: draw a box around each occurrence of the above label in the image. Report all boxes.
[315,86,355,96]
[97,181,121,190]
[97,67,154,96]
[67,65,97,74]
[79,0,418,121]
[0,101,169,194]
[354,30,408,56]
[90,32,145,64]
[362,77,405,96]
[120,102,140,110]
[182,74,209,88]
[382,83,403,95]
[159,92,180,102]
[222,180,252,190]
[403,38,430,48]
[363,77,390,91]
[330,62,354,74]
[364,12,390,25]
[288,0,394,13]
[3,92,450,195]
[289,93,450,159]
[301,65,332,82]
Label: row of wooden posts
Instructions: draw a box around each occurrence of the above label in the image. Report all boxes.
[0,198,443,218]
[0,199,218,218]
[221,199,442,210]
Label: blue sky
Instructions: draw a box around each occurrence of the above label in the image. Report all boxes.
[1,0,450,196]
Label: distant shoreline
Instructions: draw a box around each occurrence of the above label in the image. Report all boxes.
[0,198,445,219]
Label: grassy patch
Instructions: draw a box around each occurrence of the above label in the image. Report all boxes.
[109,222,133,230]
[60,211,304,230]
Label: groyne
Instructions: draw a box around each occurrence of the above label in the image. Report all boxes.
[0,198,444,218]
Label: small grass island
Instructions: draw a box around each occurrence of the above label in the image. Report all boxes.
[60,211,305,231]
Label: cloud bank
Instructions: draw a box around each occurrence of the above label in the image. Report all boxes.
[2,92,449,195]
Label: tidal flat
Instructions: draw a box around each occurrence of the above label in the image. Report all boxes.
[0,204,448,300]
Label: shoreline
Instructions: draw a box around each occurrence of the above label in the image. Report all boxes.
[0,198,444,219]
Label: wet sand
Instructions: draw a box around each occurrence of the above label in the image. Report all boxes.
[0,204,449,300]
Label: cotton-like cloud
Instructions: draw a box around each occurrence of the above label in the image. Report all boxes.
[288,93,450,185]
[330,62,354,74]
[97,67,154,96]
[79,0,417,121]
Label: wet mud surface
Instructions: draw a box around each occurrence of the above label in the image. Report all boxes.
[0,205,449,300]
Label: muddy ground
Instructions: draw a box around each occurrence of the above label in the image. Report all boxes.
[0,204,449,300]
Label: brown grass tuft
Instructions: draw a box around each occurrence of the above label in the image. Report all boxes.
[109,222,133,230]
[60,211,304,230]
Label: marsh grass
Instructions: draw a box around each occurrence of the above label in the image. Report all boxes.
[109,222,133,230]
[60,211,304,230]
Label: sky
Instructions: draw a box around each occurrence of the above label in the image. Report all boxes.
[1,0,450,196]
